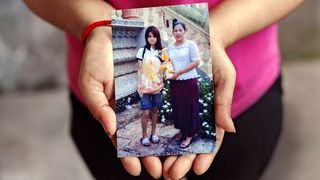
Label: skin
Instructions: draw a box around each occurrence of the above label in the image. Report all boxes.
[163,0,304,179]
[138,32,161,140]
[168,24,200,148]
[23,0,304,179]
[169,24,201,81]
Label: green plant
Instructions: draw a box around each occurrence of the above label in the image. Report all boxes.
[159,80,173,125]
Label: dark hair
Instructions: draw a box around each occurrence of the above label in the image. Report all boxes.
[172,19,187,31]
[144,26,162,50]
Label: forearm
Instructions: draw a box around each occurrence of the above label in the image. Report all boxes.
[23,0,114,39]
[137,73,141,87]
[178,61,200,75]
[210,0,304,48]
[137,61,142,87]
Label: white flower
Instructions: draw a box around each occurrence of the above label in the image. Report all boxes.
[203,103,208,107]
[204,109,208,113]
[202,122,207,126]
[161,118,165,123]
[161,110,163,113]
[205,130,209,134]
[163,91,167,95]
[199,99,204,103]
[199,113,203,116]
[198,78,203,82]
[127,97,131,103]
[205,124,209,128]
[125,105,132,110]
[163,105,168,108]
[212,133,216,136]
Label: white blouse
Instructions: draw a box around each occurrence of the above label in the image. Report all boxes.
[167,40,200,80]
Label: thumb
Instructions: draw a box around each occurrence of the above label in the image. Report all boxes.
[213,49,236,133]
[79,76,117,137]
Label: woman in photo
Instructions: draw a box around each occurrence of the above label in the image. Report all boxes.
[136,26,164,146]
[167,19,201,149]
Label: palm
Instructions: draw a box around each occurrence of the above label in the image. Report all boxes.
[163,41,236,179]
[78,30,162,178]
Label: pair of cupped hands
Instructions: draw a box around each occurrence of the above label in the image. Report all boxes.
[78,26,236,180]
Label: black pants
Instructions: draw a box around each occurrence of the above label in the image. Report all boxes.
[70,76,283,180]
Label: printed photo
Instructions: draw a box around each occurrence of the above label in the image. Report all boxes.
[112,3,216,157]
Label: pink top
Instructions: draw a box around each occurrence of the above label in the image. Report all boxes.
[66,0,280,118]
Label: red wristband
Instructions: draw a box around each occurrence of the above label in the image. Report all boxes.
[81,20,112,45]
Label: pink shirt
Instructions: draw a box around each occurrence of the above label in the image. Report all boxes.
[66,0,280,118]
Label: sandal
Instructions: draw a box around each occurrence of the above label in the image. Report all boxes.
[180,137,193,149]
[140,137,151,146]
[150,134,160,144]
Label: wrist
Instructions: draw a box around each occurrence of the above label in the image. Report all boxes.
[85,26,111,47]
[81,20,111,44]
[81,26,112,66]
[78,1,114,39]
[210,22,230,50]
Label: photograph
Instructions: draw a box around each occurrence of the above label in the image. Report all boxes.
[2,0,318,179]
[112,3,216,157]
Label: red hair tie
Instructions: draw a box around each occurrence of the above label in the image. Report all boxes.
[81,20,112,45]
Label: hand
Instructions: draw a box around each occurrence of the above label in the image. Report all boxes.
[167,72,180,80]
[137,85,144,95]
[152,82,164,94]
[78,27,162,179]
[162,39,236,179]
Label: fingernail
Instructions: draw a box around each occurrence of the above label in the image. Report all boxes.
[229,118,237,133]
[101,124,112,137]
[231,119,237,133]
[231,126,236,133]
[107,132,112,138]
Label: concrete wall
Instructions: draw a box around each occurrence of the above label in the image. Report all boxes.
[279,0,320,60]
[0,0,66,92]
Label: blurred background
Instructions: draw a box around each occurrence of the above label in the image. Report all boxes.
[0,1,320,180]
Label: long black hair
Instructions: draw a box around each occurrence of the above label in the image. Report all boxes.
[172,19,187,31]
[144,26,162,50]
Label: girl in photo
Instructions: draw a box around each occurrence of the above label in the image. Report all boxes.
[167,19,201,149]
[136,26,164,146]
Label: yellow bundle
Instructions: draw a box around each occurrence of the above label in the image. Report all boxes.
[143,58,159,83]
[160,48,174,79]
[161,48,170,62]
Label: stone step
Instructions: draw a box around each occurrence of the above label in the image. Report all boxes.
[114,61,137,77]
[115,73,138,100]
[113,48,137,64]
